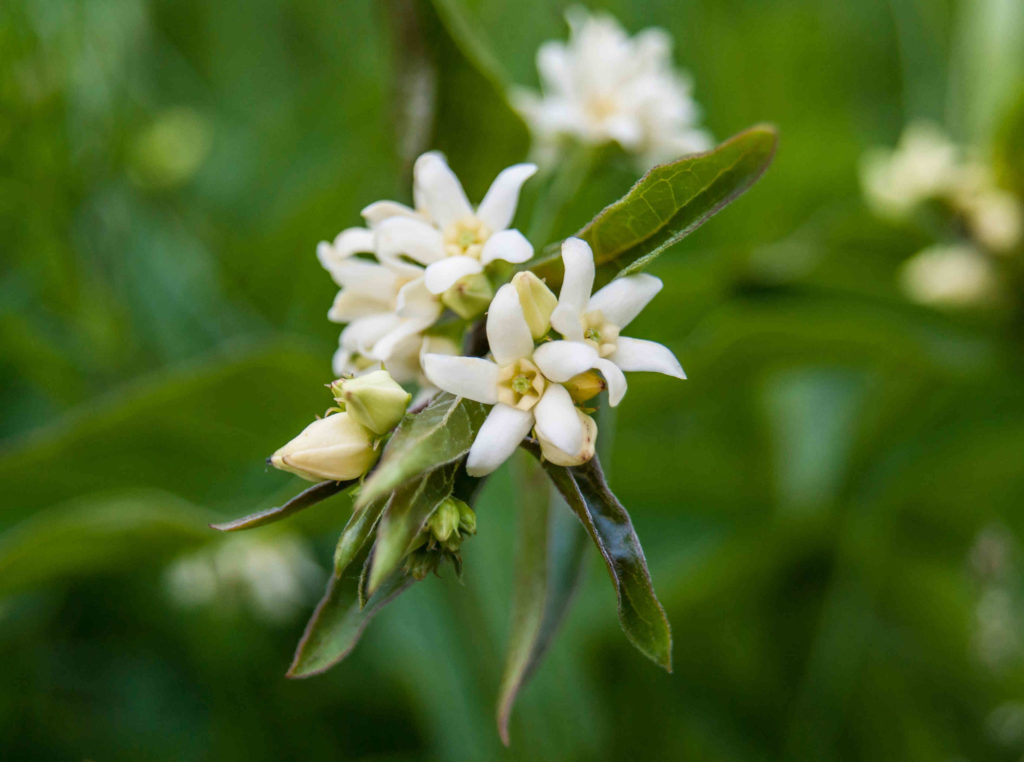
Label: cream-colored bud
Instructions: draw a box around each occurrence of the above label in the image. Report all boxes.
[512,271,557,339]
[538,409,598,467]
[441,272,494,319]
[333,370,411,435]
[269,412,378,482]
[563,370,606,404]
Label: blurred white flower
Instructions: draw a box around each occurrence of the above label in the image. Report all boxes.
[164,534,321,623]
[513,7,712,165]
[899,243,997,308]
[861,122,960,217]
[959,185,1023,254]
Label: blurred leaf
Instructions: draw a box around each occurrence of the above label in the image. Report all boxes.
[496,455,588,745]
[333,496,388,578]
[356,393,487,510]
[211,479,352,532]
[367,465,457,595]
[534,449,673,671]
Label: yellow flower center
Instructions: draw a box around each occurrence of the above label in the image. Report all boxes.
[496,359,547,411]
[443,217,491,260]
[582,310,619,357]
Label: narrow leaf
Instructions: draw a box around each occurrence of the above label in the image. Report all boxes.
[333,497,388,577]
[366,465,456,595]
[532,448,673,671]
[356,393,487,510]
[210,480,352,532]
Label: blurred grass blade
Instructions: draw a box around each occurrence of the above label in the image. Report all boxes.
[211,480,353,532]
[287,552,415,679]
[497,455,589,746]
[366,465,457,595]
[333,496,388,577]
[531,125,778,286]
[533,449,673,671]
[356,393,487,510]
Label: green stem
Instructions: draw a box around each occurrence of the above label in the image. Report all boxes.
[527,142,598,250]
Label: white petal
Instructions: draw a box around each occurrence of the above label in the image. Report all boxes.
[534,384,583,455]
[480,229,533,266]
[423,256,484,294]
[316,228,374,283]
[341,314,401,353]
[361,200,421,228]
[324,258,398,295]
[421,354,499,404]
[532,340,598,382]
[467,404,535,477]
[611,337,686,379]
[413,151,473,228]
[328,290,391,323]
[395,277,442,321]
[486,284,534,366]
[594,358,627,407]
[375,217,445,266]
[587,273,662,329]
[551,237,595,340]
[476,163,538,231]
[369,318,433,362]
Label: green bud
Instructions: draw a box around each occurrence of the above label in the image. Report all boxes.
[512,271,557,339]
[269,411,379,482]
[429,498,462,544]
[332,370,411,435]
[404,549,440,581]
[563,370,606,404]
[441,272,494,319]
[457,500,476,535]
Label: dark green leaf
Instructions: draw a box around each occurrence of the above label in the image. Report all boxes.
[333,496,388,577]
[356,393,487,510]
[210,479,352,533]
[497,455,589,745]
[366,465,457,595]
[532,448,673,671]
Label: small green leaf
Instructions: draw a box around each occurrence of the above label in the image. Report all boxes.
[356,393,488,510]
[333,496,388,577]
[287,550,414,679]
[533,449,673,671]
[531,125,778,285]
[210,480,353,532]
[366,465,457,595]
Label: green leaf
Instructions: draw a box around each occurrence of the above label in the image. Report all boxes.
[333,496,388,577]
[356,393,488,510]
[287,550,415,679]
[532,449,673,671]
[210,479,353,532]
[366,465,457,595]
[496,455,589,746]
[531,125,778,286]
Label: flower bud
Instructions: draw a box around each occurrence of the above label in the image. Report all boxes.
[457,500,476,535]
[331,370,411,435]
[512,271,557,339]
[563,370,606,404]
[269,412,378,482]
[538,409,597,467]
[441,272,494,319]
[404,548,440,581]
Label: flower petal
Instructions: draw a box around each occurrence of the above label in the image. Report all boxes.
[369,318,433,362]
[395,277,442,321]
[532,340,599,382]
[375,217,445,266]
[467,404,536,476]
[328,289,391,323]
[586,273,662,329]
[324,257,399,296]
[550,237,595,340]
[316,228,374,283]
[534,384,583,455]
[611,337,686,379]
[360,200,421,228]
[423,256,484,294]
[486,284,535,366]
[480,228,533,266]
[594,358,628,407]
[421,354,500,404]
[476,163,538,231]
[413,151,473,228]
[341,314,402,353]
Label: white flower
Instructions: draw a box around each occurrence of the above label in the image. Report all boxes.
[513,7,712,165]
[550,238,685,406]
[899,243,997,308]
[372,152,537,295]
[423,284,601,476]
[861,122,961,218]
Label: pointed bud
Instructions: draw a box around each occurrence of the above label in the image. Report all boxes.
[538,408,598,467]
[456,500,476,535]
[563,370,606,404]
[270,412,378,482]
[429,498,462,545]
[442,272,494,319]
[512,271,557,339]
[332,370,411,435]
[404,548,440,581]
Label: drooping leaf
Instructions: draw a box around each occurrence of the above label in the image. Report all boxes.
[366,465,457,595]
[496,455,589,746]
[333,496,388,577]
[210,479,353,532]
[287,549,415,679]
[356,393,487,510]
[531,125,778,286]
[531,448,673,671]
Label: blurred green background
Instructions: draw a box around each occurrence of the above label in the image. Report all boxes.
[3,0,1024,759]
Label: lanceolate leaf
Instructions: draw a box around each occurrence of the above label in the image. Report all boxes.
[531,125,778,285]
[210,479,353,532]
[533,449,673,671]
[287,548,414,679]
[356,393,488,510]
[333,497,388,577]
[366,465,457,595]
